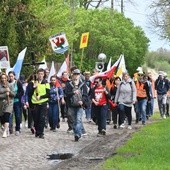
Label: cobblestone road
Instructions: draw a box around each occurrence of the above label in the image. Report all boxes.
[0,106,159,170]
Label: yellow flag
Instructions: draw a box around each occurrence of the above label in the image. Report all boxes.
[80,32,89,49]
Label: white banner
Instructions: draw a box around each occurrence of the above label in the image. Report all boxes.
[49,32,69,54]
[0,46,10,69]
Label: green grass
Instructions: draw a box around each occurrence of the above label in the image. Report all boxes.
[102,113,170,170]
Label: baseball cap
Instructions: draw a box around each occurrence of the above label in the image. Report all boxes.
[73,69,81,74]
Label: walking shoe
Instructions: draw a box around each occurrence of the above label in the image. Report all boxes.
[163,115,166,119]
[39,134,45,139]
[82,132,87,137]
[142,121,146,125]
[106,120,111,125]
[101,129,106,135]
[119,124,125,129]
[67,128,73,133]
[57,123,60,129]
[31,127,35,134]
[2,130,7,138]
[15,131,20,136]
[127,126,132,130]
[53,128,57,132]
[97,132,103,137]
[75,135,80,142]
[113,124,117,129]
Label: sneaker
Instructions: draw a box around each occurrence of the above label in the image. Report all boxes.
[15,131,20,136]
[82,132,87,137]
[113,125,117,129]
[67,128,73,133]
[39,134,45,139]
[127,126,132,130]
[163,115,166,119]
[53,129,57,132]
[119,124,125,129]
[57,123,60,129]
[142,121,146,125]
[97,132,103,137]
[106,120,111,125]
[31,127,35,134]
[75,135,80,142]
[101,129,106,135]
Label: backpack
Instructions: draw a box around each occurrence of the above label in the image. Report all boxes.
[69,81,84,107]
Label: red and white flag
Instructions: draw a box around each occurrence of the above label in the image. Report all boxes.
[57,54,69,78]
[47,61,56,83]
[90,56,121,82]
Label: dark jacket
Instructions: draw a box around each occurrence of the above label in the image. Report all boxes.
[155,77,169,95]
[65,80,89,108]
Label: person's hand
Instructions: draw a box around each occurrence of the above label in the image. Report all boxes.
[78,101,83,106]
[25,102,29,108]
[33,82,38,88]
[104,88,108,94]
[36,96,40,100]
[61,98,65,105]
[74,90,80,94]
[6,92,9,96]
[6,87,10,92]
[94,100,99,106]
[24,104,27,109]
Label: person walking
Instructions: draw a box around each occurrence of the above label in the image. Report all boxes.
[8,71,24,135]
[0,73,15,138]
[155,71,169,119]
[110,76,121,129]
[115,72,136,129]
[65,69,88,141]
[135,72,151,125]
[91,77,110,136]
[30,68,50,139]
[49,76,65,132]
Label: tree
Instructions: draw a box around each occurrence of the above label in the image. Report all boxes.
[150,0,170,39]
[0,0,46,68]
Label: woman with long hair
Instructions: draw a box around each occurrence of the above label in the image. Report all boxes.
[0,72,15,138]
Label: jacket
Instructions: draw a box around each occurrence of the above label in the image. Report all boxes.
[114,78,136,106]
[0,82,15,116]
[65,80,89,108]
[155,77,169,95]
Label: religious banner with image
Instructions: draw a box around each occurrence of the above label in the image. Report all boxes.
[49,32,69,54]
[0,46,10,69]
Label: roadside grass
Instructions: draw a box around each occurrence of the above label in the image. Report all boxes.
[102,112,170,170]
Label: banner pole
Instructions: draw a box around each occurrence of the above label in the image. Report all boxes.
[80,48,84,70]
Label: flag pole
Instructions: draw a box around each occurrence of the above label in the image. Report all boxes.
[80,48,84,70]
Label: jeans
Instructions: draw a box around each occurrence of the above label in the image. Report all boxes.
[157,94,167,116]
[85,106,91,121]
[68,107,84,137]
[118,104,132,125]
[49,102,59,129]
[136,99,147,123]
[146,98,154,116]
[94,104,108,132]
[13,102,22,131]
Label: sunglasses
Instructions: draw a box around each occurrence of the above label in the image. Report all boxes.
[94,81,99,84]
[73,73,80,75]
[138,74,143,76]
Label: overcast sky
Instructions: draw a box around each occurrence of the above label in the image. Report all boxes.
[105,0,170,51]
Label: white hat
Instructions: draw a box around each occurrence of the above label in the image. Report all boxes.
[138,71,144,75]
[158,71,164,76]
[136,67,142,72]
